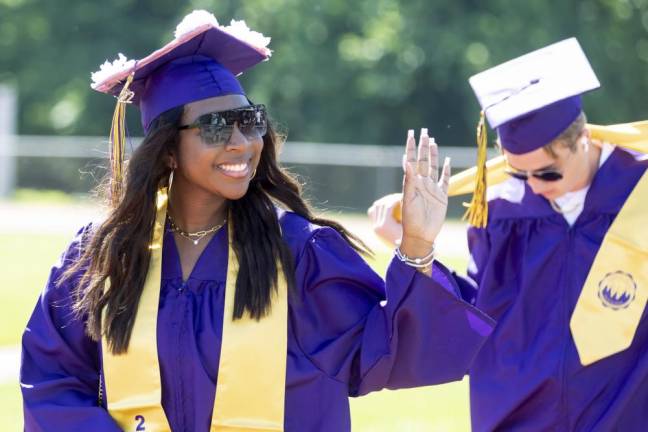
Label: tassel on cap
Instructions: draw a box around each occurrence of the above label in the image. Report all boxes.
[462,111,489,228]
[109,72,135,207]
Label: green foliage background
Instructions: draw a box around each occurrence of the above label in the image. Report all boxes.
[2,0,648,148]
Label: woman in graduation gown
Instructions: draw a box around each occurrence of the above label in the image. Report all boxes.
[369,38,648,431]
[20,10,494,432]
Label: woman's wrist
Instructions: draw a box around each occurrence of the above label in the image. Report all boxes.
[399,236,435,258]
[395,238,435,276]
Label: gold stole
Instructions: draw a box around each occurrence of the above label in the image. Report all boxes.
[102,188,288,431]
[570,171,648,364]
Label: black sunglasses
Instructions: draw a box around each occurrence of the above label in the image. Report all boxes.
[178,104,267,145]
[504,167,564,182]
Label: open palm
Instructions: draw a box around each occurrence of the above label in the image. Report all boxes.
[401,129,450,245]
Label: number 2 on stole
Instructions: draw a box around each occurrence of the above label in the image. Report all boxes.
[135,415,145,431]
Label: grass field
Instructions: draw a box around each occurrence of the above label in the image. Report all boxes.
[0,207,472,431]
[0,233,72,346]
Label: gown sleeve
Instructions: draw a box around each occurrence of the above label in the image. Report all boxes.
[448,225,491,306]
[289,227,495,397]
[20,227,121,431]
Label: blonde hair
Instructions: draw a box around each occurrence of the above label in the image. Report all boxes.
[542,111,587,158]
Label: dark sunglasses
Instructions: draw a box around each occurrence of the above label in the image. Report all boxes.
[504,167,564,182]
[178,104,267,145]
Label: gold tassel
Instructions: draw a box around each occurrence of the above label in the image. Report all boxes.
[462,111,489,228]
[109,73,135,208]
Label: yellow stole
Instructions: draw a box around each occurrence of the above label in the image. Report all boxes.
[102,188,288,431]
[570,171,648,364]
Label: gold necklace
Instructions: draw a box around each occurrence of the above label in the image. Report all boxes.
[168,215,226,245]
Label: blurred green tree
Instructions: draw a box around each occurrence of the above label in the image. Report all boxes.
[1,0,648,149]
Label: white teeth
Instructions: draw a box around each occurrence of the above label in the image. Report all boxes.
[219,163,248,172]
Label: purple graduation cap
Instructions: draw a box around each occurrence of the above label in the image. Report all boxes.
[91,10,272,132]
[90,10,271,205]
[469,37,600,154]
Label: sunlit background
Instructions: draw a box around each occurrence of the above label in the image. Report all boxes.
[2,0,648,430]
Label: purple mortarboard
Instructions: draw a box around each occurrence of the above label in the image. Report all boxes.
[462,38,600,228]
[90,10,271,205]
[91,10,271,132]
[469,37,600,154]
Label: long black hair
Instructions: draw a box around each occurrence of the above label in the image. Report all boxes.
[62,106,370,354]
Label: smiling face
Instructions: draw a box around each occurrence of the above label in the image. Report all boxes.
[172,94,264,203]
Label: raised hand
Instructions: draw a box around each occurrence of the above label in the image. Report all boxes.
[400,128,451,258]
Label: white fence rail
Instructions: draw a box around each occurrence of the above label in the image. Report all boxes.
[0,85,17,197]
[0,136,500,205]
[1,135,496,167]
[0,87,499,206]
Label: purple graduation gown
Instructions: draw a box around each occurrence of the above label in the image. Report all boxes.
[21,211,494,431]
[455,148,648,431]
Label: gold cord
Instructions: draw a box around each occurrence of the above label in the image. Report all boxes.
[463,111,489,228]
[109,73,135,208]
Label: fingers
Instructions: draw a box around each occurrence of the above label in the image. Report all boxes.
[405,128,443,182]
[429,137,439,182]
[440,156,451,194]
[417,129,430,177]
[376,200,386,226]
[403,150,416,198]
[368,193,404,226]
[367,202,377,220]
[405,129,416,172]
[404,130,417,198]
[369,193,403,210]
[368,200,385,225]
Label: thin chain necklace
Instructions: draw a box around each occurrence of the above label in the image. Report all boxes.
[167,214,226,245]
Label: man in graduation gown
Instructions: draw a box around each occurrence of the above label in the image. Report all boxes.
[369,38,648,431]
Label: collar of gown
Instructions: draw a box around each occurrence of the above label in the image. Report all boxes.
[161,221,229,282]
[553,142,614,225]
